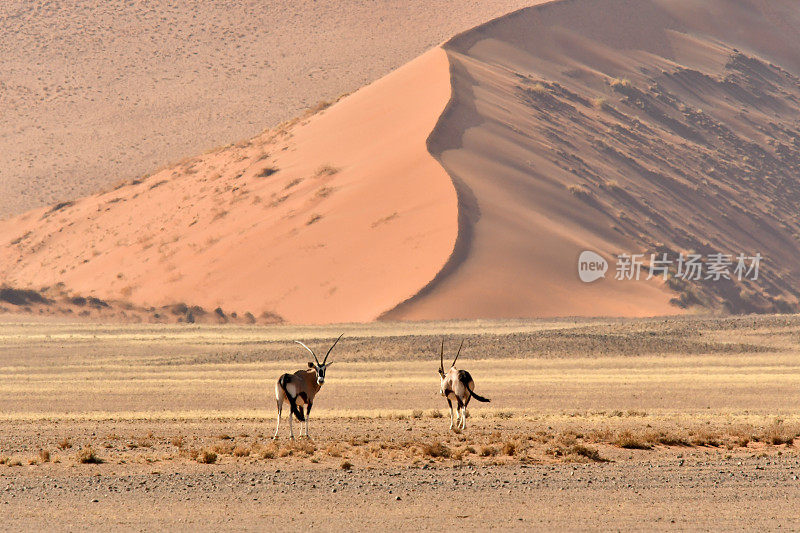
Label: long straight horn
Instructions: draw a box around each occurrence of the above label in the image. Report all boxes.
[322,333,343,364]
[439,339,444,372]
[295,340,320,365]
[452,339,465,367]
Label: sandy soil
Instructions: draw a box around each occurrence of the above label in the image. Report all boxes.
[1,314,799,529]
[0,0,534,218]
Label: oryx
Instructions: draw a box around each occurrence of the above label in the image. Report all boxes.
[438,339,490,430]
[273,334,342,439]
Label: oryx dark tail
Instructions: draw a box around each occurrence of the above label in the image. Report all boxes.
[467,387,490,403]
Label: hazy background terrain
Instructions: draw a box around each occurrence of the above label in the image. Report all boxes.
[0,0,533,217]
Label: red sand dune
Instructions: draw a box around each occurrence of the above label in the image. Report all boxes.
[0,49,457,324]
[2,0,800,323]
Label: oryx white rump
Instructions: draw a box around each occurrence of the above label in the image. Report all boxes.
[437,339,490,430]
[273,334,342,439]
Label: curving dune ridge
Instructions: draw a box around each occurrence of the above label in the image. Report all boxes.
[386,0,800,320]
[2,0,800,324]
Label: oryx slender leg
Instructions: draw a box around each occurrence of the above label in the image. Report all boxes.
[460,406,467,429]
[447,398,454,430]
[305,402,313,438]
[273,398,283,439]
[288,408,295,439]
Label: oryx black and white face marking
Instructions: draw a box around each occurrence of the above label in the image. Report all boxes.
[308,361,330,385]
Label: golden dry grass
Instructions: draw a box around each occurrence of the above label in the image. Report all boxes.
[0,315,799,469]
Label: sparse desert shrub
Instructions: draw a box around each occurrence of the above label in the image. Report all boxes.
[567,184,596,204]
[592,96,608,109]
[613,430,652,450]
[315,186,335,198]
[257,167,278,178]
[411,410,423,419]
[569,445,605,462]
[284,177,303,189]
[212,442,235,455]
[76,446,102,464]
[340,460,353,470]
[428,409,443,419]
[422,442,451,458]
[547,443,606,462]
[57,438,72,450]
[689,430,720,447]
[197,449,218,464]
[171,436,184,448]
[502,442,516,456]
[6,458,22,467]
[306,214,322,225]
[233,446,250,457]
[495,411,513,419]
[325,443,345,458]
[315,165,339,177]
[609,78,632,91]
[649,432,690,447]
[529,82,548,94]
[760,420,796,446]
[260,447,276,460]
[38,450,50,463]
[480,445,498,457]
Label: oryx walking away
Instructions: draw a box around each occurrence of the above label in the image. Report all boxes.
[438,339,490,430]
[273,334,342,439]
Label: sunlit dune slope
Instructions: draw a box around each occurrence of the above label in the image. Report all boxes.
[0,49,457,324]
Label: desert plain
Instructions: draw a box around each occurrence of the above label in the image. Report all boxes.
[3,0,800,529]
[1,314,799,530]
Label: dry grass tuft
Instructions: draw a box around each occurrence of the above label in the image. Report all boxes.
[57,438,72,450]
[610,78,632,91]
[428,409,443,419]
[422,442,451,459]
[257,167,278,178]
[502,442,516,456]
[547,443,607,463]
[689,430,720,447]
[233,445,250,457]
[340,460,353,470]
[315,165,339,177]
[196,449,217,464]
[411,410,423,419]
[614,430,653,450]
[76,446,102,464]
[171,436,184,448]
[38,450,50,463]
[759,420,797,445]
[480,445,499,457]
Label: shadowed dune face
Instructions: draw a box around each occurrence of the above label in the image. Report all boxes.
[0,49,457,324]
[385,0,800,320]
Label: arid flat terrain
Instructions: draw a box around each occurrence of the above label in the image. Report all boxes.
[1,314,799,529]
